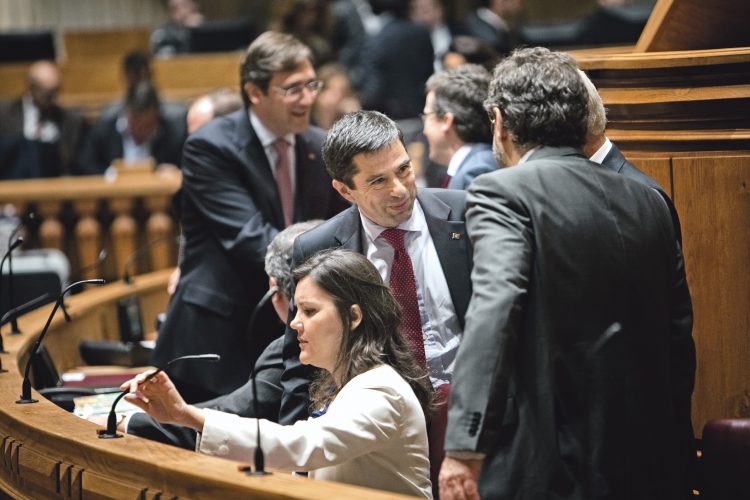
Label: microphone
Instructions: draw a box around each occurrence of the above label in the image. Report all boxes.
[97,353,221,439]
[0,236,23,335]
[123,235,176,285]
[16,279,106,404]
[0,293,52,354]
[245,286,277,476]
[61,248,108,323]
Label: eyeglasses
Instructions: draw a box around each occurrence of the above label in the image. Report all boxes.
[271,80,322,98]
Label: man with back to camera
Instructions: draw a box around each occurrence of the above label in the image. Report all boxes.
[279,110,474,496]
[439,47,695,500]
[421,64,500,190]
[152,31,348,404]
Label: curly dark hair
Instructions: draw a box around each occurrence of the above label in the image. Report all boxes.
[292,248,434,416]
[485,47,588,149]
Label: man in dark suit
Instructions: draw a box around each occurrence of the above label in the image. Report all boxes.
[0,60,85,178]
[152,31,348,403]
[75,80,186,174]
[123,221,320,448]
[461,0,521,55]
[279,110,473,496]
[440,48,695,500]
[422,64,500,190]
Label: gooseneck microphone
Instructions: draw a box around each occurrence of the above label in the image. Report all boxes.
[0,236,24,335]
[97,353,221,439]
[16,279,106,404]
[61,248,108,323]
[246,286,277,477]
[0,293,52,355]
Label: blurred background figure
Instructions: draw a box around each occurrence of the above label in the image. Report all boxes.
[75,80,186,174]
[410,0,455,73]
[0,60,86,179]
[442,35,501,71]
[311,64,361,130]
[150,0,204,57]
[185,87,243,135]
[268,0,336,67]
[462,0,523,55]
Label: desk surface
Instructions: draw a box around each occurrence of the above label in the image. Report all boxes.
[0,271,415,499]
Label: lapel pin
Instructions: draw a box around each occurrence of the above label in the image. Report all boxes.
[451,232,461,240]
[308,153,316,160]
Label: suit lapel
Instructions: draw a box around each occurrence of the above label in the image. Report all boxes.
[333,205,364,253]
[418,189,472,328]
[234,112,285,229]
[601,144,627,174]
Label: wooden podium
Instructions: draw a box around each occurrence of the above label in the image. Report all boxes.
[0,271,413,499]
[572,0,750,435]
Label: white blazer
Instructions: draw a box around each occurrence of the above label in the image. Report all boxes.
[198,364,433,499]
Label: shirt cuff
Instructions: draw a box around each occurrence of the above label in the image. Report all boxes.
[445,450,486,460]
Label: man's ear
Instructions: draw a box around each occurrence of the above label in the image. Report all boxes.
[245,82,263,106]
[442,112,455,133]
[349,304,362,331]
[332,179,356,204]
[493,107,507,141]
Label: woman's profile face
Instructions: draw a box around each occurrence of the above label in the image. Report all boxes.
[291,276,344,373]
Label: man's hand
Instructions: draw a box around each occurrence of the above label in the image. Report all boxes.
[439,456,482,500]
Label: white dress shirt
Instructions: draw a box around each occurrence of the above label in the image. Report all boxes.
[249,110,297,193]
[22,94,59,142]
[198,365,432,499]
[446,143,473,177]
[589,137,613,165]
[116,115,156,162]
[359,200,462,388]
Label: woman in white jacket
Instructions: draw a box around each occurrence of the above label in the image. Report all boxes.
[122,248,434,498]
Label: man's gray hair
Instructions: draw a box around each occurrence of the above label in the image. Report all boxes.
[484,47,588,149]
[322,110,404,188]
[426,64,492,144]
[578,69,607,136]
[264,220,323,299]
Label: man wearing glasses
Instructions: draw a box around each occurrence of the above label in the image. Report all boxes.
[152,31,348,404]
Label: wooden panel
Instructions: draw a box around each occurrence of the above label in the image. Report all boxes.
[627,156,673,197]
[17,447,59,498]
[672,153,750,433]
[636,0,750,52]
[63,29,150,60]
[82,470,146,500]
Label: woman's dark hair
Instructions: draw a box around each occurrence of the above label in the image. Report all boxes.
[292,248,433,416]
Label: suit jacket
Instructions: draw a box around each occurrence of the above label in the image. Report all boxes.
[127,335,284,449]
[446,146,695,499]
[0,98,86,178]
[199,365,432,499]
[279,188,472,424]
[447,143,499,190]
[601,142,683,242]
[461,10,513,54]
[152,110,348,402]
[74,110,186,175]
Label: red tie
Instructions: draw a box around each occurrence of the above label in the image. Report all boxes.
[273,138,294,227]
[380,228,427,368]
[441,174,452,189]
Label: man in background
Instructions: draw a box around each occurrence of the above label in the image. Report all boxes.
[0,61,86,178]
[440,47,695,500]
[422,64,499,190]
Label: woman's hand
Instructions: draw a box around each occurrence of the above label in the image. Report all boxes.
[120,371,205,430]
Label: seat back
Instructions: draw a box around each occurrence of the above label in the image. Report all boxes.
[701,418,750,499]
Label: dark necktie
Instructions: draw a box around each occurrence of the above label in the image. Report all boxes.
[272,138,294,227]
[380,228,426,368]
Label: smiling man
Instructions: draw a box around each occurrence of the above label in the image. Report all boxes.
[152,31,348,404]
[279,110,474,497]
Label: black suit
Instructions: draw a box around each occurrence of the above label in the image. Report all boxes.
[461,10,513,54]
[128,335,284,448]
[446,146,695,499]
[74,111,186,174]
[279,188,473,424]
[0,98,86,178]
[152,110,348,402]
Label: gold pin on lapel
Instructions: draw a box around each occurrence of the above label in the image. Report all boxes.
[451,232,461,240]
[308,153,316,160]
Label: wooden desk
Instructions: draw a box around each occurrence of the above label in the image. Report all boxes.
[0,270,414,499]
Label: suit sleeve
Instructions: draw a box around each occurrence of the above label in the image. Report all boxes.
[445,173,533,453]
[278,238,319,424]
[181,135,278,269]
[199,384,406,470]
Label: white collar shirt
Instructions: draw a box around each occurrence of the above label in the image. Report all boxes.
[22,94,60,142]
[116,114,155,162]
[589,137,613,165]
[446,143,473,177]
[359,200,461,389]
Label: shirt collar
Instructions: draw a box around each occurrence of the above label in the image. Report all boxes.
[359,198,426,243]
[249,109,295,147]
[588,137,612,165]
[446,144,473,177]
[518,146,540,164]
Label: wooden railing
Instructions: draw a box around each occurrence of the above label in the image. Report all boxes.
[0,170,181,282]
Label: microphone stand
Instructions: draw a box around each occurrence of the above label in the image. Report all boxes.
[16,279,106,404]
[97,353,221,439]
[245,286,277,476]
[0,293,52,358]
[61,248,108,323]
[0,237,23,335]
